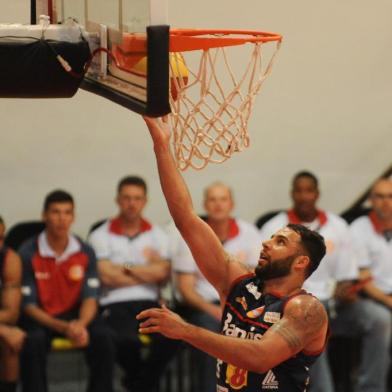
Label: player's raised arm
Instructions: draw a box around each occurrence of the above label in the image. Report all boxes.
[143,117,249,299]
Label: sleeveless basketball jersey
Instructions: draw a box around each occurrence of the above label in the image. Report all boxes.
[217,274,323,392]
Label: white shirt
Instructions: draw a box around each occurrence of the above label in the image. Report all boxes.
[169,218,261,302]
[259,211,358,301]
[350,214,392,293]
[89,217,169,305]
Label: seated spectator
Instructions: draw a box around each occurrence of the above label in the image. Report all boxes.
[169,181,260,392]
[89,176,177,392]
[350,177,392,366]
[259,171,391,392]
[19,191,113,392]
[0,217,25,392]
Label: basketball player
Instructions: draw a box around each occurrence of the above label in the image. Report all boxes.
[136,117,329,391]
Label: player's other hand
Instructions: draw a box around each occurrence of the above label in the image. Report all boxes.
[143,116,171,145]
[136,304,188,340]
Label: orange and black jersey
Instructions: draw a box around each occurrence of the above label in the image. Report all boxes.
[217,274,324,392]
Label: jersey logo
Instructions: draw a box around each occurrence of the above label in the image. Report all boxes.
[263,311,281,324]
[235,296,248,310]
[69,265,84,281]
[262,370,279,390]
[226,364,248,390]
[222,312,263,340]
[245,282,261,300]
[246,305,265,319]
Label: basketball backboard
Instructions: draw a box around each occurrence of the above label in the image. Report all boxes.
[32,0,170,116]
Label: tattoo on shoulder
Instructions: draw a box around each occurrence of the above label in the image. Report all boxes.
[270,297,326,352]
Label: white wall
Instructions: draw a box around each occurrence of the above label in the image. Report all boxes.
[0,0,391,237]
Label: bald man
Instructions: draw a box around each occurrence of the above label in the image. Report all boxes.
[350,177,392,307]
[169,182,260,392]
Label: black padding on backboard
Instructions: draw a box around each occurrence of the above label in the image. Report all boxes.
[147,25,170,116]
[81,25,170,117]
[0,38,90,98]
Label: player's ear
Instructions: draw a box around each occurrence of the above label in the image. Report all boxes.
[294,255,311,273]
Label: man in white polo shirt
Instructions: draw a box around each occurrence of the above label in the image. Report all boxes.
[170,181,260,392]
[259,171,391,392]
[350,177,392,373]
[89,175,176,392]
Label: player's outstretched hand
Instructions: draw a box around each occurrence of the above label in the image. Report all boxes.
[136,304,189,340]
[143,116,171,146]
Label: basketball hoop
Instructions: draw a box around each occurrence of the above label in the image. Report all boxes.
[168,29,282,170]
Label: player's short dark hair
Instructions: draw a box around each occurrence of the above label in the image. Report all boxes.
[287,223,326,277]
[43,190,74,211]
[0,216,4,226]
[292,171,319,189]
[117,175,147,195]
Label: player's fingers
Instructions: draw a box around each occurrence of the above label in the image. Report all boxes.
[136,308,161,320]
[139,326,160,334]
[139,318,159,328]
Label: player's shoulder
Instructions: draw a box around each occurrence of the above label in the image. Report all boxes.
[284,293,328,328]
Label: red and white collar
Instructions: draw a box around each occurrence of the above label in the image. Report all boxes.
[38,231,81,263]
[287,209,328,228]
[109,216,152,236]
[369,211,387,234]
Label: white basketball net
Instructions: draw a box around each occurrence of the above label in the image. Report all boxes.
[169,39,281,170]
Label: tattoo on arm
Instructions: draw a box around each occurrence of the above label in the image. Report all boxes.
[270,297,326,352]
[270,323,302,351]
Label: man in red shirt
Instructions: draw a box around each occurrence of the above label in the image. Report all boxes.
[19,191,113,392]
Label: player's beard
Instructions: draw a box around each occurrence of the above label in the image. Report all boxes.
[255,254,297,281]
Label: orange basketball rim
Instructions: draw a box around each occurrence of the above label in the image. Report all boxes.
[115,28,283,170]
